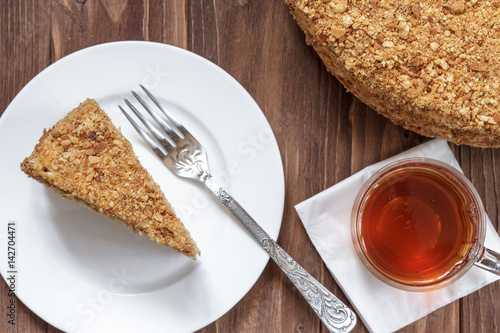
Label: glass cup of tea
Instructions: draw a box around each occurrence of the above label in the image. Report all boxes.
[351,157,500,291]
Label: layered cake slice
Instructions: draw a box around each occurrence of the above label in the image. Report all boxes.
[21,99,200,258]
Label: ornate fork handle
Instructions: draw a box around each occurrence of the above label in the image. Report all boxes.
[203,176,357,333]
[120,86,357,332]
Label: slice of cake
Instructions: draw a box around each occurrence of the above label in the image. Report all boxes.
[286,1,500,147]
[21,99,200,259]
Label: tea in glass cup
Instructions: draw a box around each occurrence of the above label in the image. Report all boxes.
[351,158,500,291]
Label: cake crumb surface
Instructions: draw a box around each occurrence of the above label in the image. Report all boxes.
[286,0,500,147]
[21,99,200,258]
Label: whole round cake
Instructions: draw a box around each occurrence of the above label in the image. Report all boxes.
[286,0,500,147]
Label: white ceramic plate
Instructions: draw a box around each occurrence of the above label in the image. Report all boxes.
[0,41,284,332]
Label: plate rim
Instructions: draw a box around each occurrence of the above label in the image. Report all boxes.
[0,40,285,332]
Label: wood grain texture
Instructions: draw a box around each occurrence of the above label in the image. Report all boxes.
[1,1,499,332]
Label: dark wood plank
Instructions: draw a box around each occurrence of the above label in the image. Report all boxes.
[454,145,500,333]
[1,0,51,113]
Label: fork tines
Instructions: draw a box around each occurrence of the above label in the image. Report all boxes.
[119,85,187,157]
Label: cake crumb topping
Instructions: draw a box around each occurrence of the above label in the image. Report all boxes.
[21,99,200,258]
[287,0,500,147]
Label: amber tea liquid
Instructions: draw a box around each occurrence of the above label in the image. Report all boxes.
[358,163,480,286]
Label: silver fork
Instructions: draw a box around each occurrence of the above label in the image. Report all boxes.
[119,85,357,333]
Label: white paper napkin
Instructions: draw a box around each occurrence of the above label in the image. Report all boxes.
[295,139,500,333]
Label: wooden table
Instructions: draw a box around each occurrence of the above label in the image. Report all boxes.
[1,1,499,332]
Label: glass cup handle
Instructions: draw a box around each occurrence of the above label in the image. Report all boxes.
[475,247,500,275]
